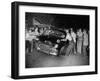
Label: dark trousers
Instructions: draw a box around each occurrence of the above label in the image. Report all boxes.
[26,40,31,53]
[83,46,87,56]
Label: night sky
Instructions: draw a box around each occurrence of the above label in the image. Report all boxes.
[53,14,89,30]
[26,12,89,31]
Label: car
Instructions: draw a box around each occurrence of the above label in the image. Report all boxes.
[34,27,67,56]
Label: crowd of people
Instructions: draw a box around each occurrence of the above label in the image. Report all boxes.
[59,28,89,56]
[25,26,89,56]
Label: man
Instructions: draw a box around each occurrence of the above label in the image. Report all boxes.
[60,29,73,56]
[26,27,40,53]
[61,29,72,42]
[83,29,88,56]
[25,29,33,53]
[70,28,76,54]
[77,29,83,54]
[31,27,40,50]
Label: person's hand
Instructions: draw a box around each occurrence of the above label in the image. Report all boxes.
[57,39,60,43]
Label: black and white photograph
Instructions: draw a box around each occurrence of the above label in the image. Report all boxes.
[25,12,90,68]
[11,1,97,79]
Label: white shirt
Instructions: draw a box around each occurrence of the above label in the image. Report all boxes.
[25,31,39,41]
[25,32,33,41]
[77,31,83,40]
[83,32,88,46]
[61,33,72,42]
[66,33,72,41]
[71,32,76,43]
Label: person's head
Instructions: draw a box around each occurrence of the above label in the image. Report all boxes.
[40,28,44,34]
[70,28,73,31]
[79,29,82,32]
[29,30,31,33]
[83,29,87,34]
[65,29,69,33]
[70,28,74,33]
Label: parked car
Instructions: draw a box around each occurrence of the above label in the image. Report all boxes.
[35,27,67,56]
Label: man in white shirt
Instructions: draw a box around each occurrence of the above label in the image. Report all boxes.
[31,27,39,40]
[61,29,72,42]
[70,28,76,54]
[60,29,73,56]
[25,29,32,53]
[71,28,76,43]
[77,29,83,54]
[83,29,88,56]
[25,28,40,53]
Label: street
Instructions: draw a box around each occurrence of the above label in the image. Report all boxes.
[26,48,89,68]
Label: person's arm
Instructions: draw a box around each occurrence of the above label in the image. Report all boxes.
[61,35,68,41]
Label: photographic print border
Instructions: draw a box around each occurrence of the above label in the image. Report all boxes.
[11,1,98,79]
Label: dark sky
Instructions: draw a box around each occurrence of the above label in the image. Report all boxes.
[26,12,89,31]
[53,14,89,31]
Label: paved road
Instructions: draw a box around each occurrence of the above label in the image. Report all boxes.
[26,48,89,68]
